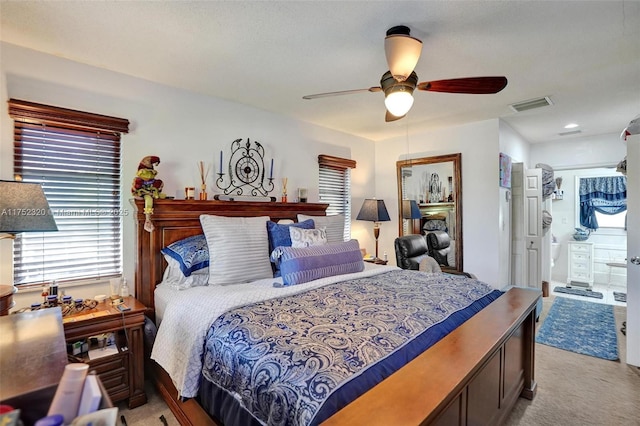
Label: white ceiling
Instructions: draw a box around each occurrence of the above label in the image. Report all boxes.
[1,1,639,143]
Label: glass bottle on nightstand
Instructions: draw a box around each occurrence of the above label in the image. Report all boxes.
[119,278,129,298]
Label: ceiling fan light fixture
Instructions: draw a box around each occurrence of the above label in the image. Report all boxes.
[384,90,414,117]
[385,32,422,82]
[381,70,418,117]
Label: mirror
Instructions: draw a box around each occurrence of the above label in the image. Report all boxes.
[396,153,463,272]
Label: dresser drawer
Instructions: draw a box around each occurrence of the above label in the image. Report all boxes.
[89,352,129,401]
[100,367,129,400]
[571,253,591,262]
[570,244,591,253]
[572,262,589,272]
[571,271,590,281]
[88,351,127,374]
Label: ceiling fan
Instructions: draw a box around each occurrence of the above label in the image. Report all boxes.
[302,25,508,122]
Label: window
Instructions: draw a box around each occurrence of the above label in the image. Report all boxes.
[594,210,626,229]
[9,99,129,285]
[318,155,356,240]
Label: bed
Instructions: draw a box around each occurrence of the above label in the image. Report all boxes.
[132,198,539,426]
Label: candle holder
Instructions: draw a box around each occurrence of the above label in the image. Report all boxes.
[215,138,275,199]
[185,187,195,200]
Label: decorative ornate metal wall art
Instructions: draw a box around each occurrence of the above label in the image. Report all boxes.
[215,138,275,200]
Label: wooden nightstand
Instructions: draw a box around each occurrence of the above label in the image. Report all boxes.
[364,258,388,265]
[62,296,147,409]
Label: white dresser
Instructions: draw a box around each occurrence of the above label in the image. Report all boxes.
[567,241,594,288]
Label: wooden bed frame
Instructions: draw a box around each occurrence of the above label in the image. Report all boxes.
[132,198,539,426]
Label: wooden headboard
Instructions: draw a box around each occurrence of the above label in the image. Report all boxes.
[131,198,328,316]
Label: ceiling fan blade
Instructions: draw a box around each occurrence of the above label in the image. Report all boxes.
[385,110,406,122]
[302,87,382,100]
[417,77,508,94]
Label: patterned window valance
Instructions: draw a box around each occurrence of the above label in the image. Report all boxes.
[579,176,626,230]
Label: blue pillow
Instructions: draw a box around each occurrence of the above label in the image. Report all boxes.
[267,219,315,277]
[272,239,364,286]
[266,219,315,253]
[160,234,209,277]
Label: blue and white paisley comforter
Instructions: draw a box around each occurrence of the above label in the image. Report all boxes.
[200,269,501,425]
[152,264,400,398]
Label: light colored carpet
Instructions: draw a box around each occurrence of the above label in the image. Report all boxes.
[117,380,178,426]
[119,295,640,425]
[505,295,640,426]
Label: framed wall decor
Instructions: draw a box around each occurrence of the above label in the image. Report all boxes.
[499,152,512,188]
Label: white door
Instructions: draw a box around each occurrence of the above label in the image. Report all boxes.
[524,168,543,289]
[626,135,639,367]
[511,164,524,285]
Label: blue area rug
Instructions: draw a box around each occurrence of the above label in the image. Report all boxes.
[536,297,619,360]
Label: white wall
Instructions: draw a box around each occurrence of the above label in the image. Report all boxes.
[530,133,626,169]
[1,42,376,309]
[375,119,505,286]
[530,134,628,285]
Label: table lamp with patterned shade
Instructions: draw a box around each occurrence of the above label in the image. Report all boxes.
[356,198,391,261]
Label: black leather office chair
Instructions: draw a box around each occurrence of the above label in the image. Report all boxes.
[394,235,429,270]
[426,230,452,267]
[396,233,473,278]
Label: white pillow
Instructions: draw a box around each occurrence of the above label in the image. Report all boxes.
[290,226,327,248]
[200,215,273,285]
[297,214,345,244]
[161,260,209,290]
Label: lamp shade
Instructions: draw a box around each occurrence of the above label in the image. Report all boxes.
[356,199,391,222]
[402,200,422,219]
[384,30,422,82]
[0,180,58,233]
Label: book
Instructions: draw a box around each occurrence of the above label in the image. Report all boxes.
[77,374,102,416]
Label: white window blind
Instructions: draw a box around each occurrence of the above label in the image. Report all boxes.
[9,99,129,285]
[318,155,356,241]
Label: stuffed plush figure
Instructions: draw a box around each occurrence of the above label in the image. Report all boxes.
[132,155,165,232]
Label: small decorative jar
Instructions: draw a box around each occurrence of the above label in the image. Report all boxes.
[572,227,591,241]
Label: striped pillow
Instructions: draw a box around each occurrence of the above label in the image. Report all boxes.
[273,239,364,286]
[200,215,272,285]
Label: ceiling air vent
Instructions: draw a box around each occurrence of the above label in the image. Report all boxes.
[509,96,553,113]
[558,129,582,136]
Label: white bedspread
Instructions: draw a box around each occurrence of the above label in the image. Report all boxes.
[151,263,398,398]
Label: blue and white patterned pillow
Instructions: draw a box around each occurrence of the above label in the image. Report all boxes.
[272,239,364,286]
[160,234,209,277]
[290,226,327,248]
[297,214,345,244]
[266,219,314,253]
